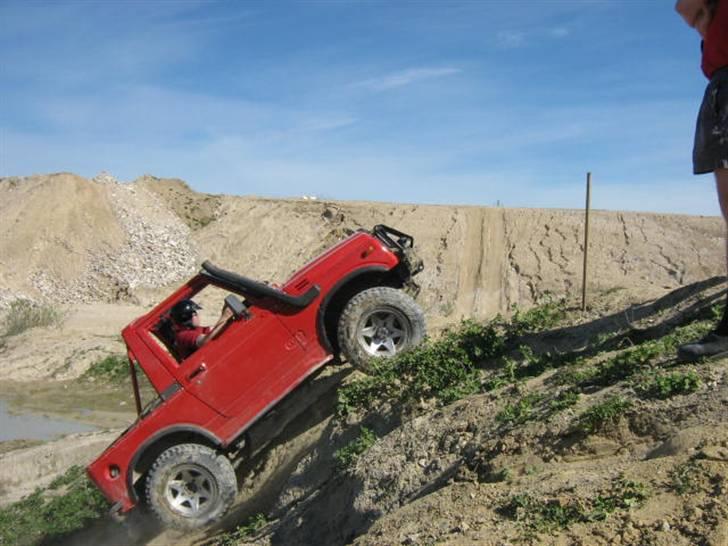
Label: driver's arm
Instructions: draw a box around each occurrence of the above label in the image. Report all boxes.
[196,307,235,349]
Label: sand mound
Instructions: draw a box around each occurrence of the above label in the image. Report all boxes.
[0,174,723,325]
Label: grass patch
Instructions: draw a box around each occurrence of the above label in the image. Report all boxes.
[82,354,129,383]
[576,396,632,434]
[334,427,377,469]
[0,465,109,546]
[1,300,66,338]
[501,479,648,538]
[215,513,267,545]
[634,371,701,399]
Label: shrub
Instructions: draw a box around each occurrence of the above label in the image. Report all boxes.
[216,513,268,545]
[670,460,705,495]
[1,300,66,337]
[577,396,632,434]
[334,427,377,469]
[82,354,130,383]
[501,479,648,538]
[0,465,108,546]
[336,321,489,416]
[635,371,701,400]
[496,393,542,426]
[549,389,580,413]
[502,493,583,536]
[337,299,568,417]
[509,295,566,336]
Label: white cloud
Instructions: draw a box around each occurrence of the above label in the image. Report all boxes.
[496,30,526,49]
[549,26,570,38]
[351,67,462,92]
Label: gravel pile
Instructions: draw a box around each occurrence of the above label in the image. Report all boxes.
[27,173,198,304]
[98,175,198,290]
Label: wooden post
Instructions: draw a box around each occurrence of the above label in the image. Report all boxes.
[581,172,591,311]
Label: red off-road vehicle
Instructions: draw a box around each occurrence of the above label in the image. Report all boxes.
[87,225,425,528]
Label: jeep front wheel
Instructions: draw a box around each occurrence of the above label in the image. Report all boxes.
[337,287,425,372]
[145,443,237,529]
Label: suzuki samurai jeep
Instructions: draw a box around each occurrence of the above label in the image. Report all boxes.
[87,225,425,529]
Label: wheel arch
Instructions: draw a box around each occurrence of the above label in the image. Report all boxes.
[317,266,404,354]
[127,425,224,503]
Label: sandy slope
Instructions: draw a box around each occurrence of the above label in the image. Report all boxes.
[1,173,724,326]
[0,173,727,546]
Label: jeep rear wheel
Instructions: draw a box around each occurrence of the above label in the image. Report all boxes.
[145,443,237,529]
[337,287,425,372]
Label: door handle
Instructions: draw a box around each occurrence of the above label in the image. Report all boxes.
[187,363,207,380]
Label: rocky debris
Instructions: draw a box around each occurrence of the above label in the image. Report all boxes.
[23,173,198,304]
[99,180,198,289]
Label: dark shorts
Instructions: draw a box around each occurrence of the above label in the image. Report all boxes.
[694,66,728,175]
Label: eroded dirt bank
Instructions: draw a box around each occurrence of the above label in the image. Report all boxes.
[1,173,723,326]
[1,173,727,546]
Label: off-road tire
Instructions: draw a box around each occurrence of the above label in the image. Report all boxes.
[337,286,426,372]
[145,443,237,529]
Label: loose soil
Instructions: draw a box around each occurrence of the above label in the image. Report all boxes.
[0,173,726,546]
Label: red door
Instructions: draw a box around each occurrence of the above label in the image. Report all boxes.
[179,308,306,419]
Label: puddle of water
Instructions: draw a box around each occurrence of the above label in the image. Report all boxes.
[0,399,97,441]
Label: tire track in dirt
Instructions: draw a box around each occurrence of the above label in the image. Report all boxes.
[453,208,508,318]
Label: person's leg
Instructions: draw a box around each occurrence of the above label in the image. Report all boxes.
[679,168,728,360]
[712,168,728,334]
[678,71,728,360]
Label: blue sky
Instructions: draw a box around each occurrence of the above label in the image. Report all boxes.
[0,0,719,215]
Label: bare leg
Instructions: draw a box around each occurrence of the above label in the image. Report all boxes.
[716,169,728,273]
[713,168,728,335]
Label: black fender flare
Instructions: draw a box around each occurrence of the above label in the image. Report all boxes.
[316,265,392,352]
[127,425,224,502]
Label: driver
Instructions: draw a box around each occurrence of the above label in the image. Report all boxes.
[170,299,234,359]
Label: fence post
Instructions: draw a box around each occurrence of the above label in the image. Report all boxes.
[581,172,591,311]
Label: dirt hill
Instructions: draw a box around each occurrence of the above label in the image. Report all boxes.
[0,173,726,546]
[0,173,723,318]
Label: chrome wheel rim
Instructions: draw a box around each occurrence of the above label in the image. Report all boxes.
[164,464,218,518]
[357,307,411,357]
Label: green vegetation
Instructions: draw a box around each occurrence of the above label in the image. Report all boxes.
[1,299,66,338]
[557,320,712,390]
[576,396,632,434]
[502,493,584,536]
[216,513,268,545]
[502,479,648,537]
[334,427,377,469]
[549,389,580,413]
[509,296,566,336]
[496,393,542,426]
[588,480,649,521]
[634,371,701,399]
[337,299,569,417]
[0,465,108,546]
[670,460,706,495]
[82,354,129,383]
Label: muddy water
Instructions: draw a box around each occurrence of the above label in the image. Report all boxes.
[0,379,137,443]
[0,399,97,441]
